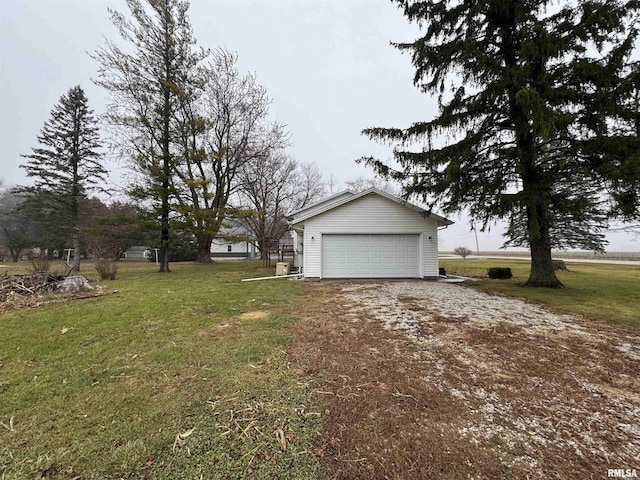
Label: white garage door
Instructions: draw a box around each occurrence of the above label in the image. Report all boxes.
[322,234,419,278]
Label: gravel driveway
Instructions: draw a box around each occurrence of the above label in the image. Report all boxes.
[292,280,640,478]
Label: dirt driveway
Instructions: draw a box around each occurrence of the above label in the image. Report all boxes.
[288,281,640,480]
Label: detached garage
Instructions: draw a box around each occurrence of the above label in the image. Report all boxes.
[287,188,453,279]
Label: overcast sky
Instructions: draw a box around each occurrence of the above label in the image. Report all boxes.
[1,0,637,251]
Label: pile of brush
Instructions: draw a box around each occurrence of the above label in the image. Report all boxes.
[0,272,68,302]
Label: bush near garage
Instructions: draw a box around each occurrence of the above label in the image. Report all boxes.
[487,267,513,279]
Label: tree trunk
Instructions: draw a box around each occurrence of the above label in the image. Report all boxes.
[159,121,171,273]
[196,235,213,264]
[159,232,170,272]
[157,28,173,274]
[71,232,81,273]
[159,166,170,273]
[259,239,270,267]
[513,93,562,288]
[10,248,20,262]
[525,203,563,288]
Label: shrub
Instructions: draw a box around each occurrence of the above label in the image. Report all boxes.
[91,246,120,280]
[29,252,50,273]
[94,257,119,280]
[169,242,198,262]
[487,267,512,279]
[146,243,198,262]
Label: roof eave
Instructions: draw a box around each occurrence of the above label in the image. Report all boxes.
[286,189,356,220]
[288,187,454,226]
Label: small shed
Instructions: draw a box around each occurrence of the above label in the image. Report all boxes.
[122,246,151,260]
[287,188,453,279]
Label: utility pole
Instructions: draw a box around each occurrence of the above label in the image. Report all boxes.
[471,222,479,255]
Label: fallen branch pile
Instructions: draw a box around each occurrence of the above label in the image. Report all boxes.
[0,272,67,302]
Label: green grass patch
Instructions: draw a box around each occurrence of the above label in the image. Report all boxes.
[441,258,640,328]
[0,261,322,479]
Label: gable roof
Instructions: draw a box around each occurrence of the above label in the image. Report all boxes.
[287,188,453,227]
[287,189,356,219]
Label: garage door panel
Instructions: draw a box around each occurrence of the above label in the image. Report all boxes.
[322,234,419,278]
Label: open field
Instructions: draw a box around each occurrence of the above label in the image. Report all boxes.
[0,261,322,479]
[442,251,640,262]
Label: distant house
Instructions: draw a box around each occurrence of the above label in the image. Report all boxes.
[122,246,151,260]
[210,238,257,258]
[287,188,453,279]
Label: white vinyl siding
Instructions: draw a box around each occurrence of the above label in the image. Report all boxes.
[291,191,354,219]
[303,226,321,277]
[302,193,439,278]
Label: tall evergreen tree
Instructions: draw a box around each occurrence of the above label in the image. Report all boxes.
[361,0,640,287]
[93,0,207,272]
[18,85,106,273]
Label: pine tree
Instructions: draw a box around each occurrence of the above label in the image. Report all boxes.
[93,0,207,272]
[362,0,640,287]
[19,86,106,273]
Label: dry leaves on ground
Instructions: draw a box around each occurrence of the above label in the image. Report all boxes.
[288,281,640,480]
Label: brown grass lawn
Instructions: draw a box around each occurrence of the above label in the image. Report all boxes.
[2,259,638,479]
[289,280,640,479]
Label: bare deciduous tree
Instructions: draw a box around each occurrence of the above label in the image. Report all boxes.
[172,49,287,263]
[453,246,473,260]
[294,162,328,210]
[345,176,401,196]
[237,155,326,265]
[0,191,36,262]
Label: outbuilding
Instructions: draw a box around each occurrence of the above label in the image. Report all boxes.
[287,188,453,279]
